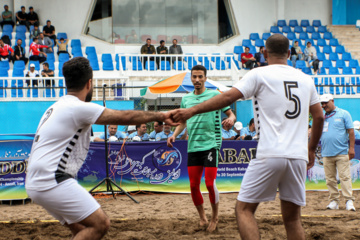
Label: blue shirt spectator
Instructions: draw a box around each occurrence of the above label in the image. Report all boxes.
[222,128,236,140]
[94,125,125,142]
[156,131,174,140]
[98,131,127,140]
[149,121,163,139]
[128,124,150,141]
[128,132,150,141]
[240,118,257,140]
[355,130,360,140]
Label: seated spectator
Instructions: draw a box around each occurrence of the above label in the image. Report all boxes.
[25,63,40,87]
[255,46,268,67]
[177,127,188,140]
[29,37,48,63]
[12,39,28,64]
[127,125,136,136]
[169,39,183,63]
[26,6,39,30]
[56,38,70,57]
[240,118,257,140]
[128,124,150,141]
[30,25,41,39]
[108,31,120,43]
[43,20,57,45]
[233,122,243,140]
[126,29,138,43]
[16,6,27,26]
[353,121,360,140]
[241,47,256,69]
[156,123,174,140]
[222,117,236,140]
[304,41,319,74]
[93,125,127,142]
[1,5,15,29]
[149,121,163,139]
[41,62,54,87]
[290,40,304,67]
[0,39,14,61]
[38,33,53,54]
[156,40,169,68]
[140,38,156,68]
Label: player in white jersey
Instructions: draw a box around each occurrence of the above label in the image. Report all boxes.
[169,34,324,239]
[25,57,176,240]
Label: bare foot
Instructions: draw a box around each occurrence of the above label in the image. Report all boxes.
[206,218,218,232]
[199,217,208,227]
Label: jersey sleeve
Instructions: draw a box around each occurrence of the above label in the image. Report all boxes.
[233,70,258,99]
[309,82,320,106]
[343,110,354,130]
[180,97,186,109]
[240,128,247,137]
[74,102,105,126]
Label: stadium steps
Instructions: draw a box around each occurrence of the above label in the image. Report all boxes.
[328,25,360,61]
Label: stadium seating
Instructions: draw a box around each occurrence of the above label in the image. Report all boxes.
[335,45,345,54]
[242,39,252,47]
[233,46,243,55]
[270,26,281,34]
[282,26,291,33]
[58,53,70,62]
[341,52,352,61]
[101,53,114,71]
[289,20,299,27]
[318,26,327,33]
[323,32,333,39]
[329,53,339,61]
[295,60,306,69]
[311,32,321,40]
[262,33,271,40]
[57,32,68,40]
[277,20,287,27]
[146,61,157,71]
[287,32,296,40]
[0,61,10,71]
[300,20,310,28]
[312,20,322,27]
[306,26,315,33]
[249,33,260,40]
[329,38,339,46]
[160,61,171,71]
[294,26,304,33]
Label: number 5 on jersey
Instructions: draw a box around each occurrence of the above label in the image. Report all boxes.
[284,81,301,119]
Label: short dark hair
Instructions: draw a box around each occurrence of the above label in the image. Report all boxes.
[155,121,163,126]
[249,118,254,125]
[47,20,51,23]
[307,41,311,45]
[160,40,164,44]
[136,124,145,130]
[33,37,38,41]
[191,65,207,77]
[259,46,264,51]
[244,135,253,140]
[173,39,177,42]
[29,6,33,9]
[245,47,250,50]
[294,40,298,44]
[146,38,151,41]
[60,38,64,41]
[265,34,289,57]
[43,62,49,68]
[63,57,93,91]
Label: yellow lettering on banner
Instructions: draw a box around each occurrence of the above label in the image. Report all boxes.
[238,148,249,164]
[0,162,12,175]
[222,148,237,164]
[12,161,27,174]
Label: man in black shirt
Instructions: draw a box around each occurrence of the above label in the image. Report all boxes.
[156,40,169,69]
[12,39,28,64]
[43,20,57,45]
[41,62,55,87]
[16,6,27,26]
[27,6,39,30]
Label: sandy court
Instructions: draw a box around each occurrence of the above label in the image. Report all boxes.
[1,191,360,240]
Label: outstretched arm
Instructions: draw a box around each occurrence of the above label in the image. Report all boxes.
[171,88,243,123]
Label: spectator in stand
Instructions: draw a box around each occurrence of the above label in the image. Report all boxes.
[128,124,150,141]
[290,40,304,67]
[156,40,168,68]
[38,33,53,54]
[126,29,138,43]
[30,25,41,39]
[1,5,15,29]
[240,118,257,140]
[149,121,163,139]
[233,122,243,140]
[127,125,136,136]
[222,117,236,140]
[41,62,54,87]
[16,6,27,26]
[255,46,268,67]
[140,38,156,68]
[304,41,319,74]
[241,47,256,69]
[169,39,183,63]
[56,38,70,57]
[43,20,57,45]
[25,63,40,87]
[29,37,48,63]
[0,39,14,61]
[27,6,39,30]
[353,121,360,140]
[12,39,28,64]
[156,123,174,140]
[93,125,127,142]
[320,94,356,211]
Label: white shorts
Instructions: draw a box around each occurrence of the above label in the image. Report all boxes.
[237,158,307,206]
[26,178,100,225]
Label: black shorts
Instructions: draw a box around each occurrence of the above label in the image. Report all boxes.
[187,148,219,167]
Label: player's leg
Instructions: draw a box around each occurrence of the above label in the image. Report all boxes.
[280,200,305,240]
[188,165,207,226]
[235,201,260,240]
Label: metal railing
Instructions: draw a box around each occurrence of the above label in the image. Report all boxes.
[311,74,360,96]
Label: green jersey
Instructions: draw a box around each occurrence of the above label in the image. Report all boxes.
[181,88,230,153]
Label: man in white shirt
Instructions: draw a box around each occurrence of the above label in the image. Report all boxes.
[169,34,324,240]
[25,63,39,87]
[25,57,176,240]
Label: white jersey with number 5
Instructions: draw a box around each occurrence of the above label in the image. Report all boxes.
[233,64,319,162]
[25,95,105,191]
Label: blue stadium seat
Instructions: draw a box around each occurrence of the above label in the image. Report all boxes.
[203,60,213,70]
[311,32,321,40]
[335,45,345,54]
[0,61,10,71]
[277,20,287,27]
[295,60,306,69]
[47,53,55,62]
[318,67,327,75]
[329,67,339,75]
[28,61,40,70]
[329,39,339,46]
[102,53,114,71]
[85,46,96,55]
[0,69,8,77]
[300,20,310,27]
[255,39,264,47]
[249,46,256,55]
[11,69,24,98]
[302,67,312,75]
[71,39,81,48]
[3,25,13,32]
[249,33,260,40]
[211,53,220,62]
[57,32,68,40]
[322,60,332,68]
[317,39,327,47]
[173,61,185,70]
[287,32,296,40]
[13,60,25,70]
[323,32,333,40]
[234,46,243,55]
[282,26,292,33]
[289,20,299,27]
[322,45,332,54]
[262,33,271,40]
[356,66,360,74]
[132,61,143,71]
[349,59,359,68]
[312,20,322,27]
[242,39,252,47]
[294,26,304,33]
[58,62,64,77]
[215,60,226,70]
[336,60,345,68]
[197,54,209,63]
[160,61,170,71]
[318,26,327,33]
[306,26,315,33]
[270,26,281,34]
[187,58,198,70]
[58,53,70,62]
[2,32,12,40]
[341,52,351,61]
[329,53,339,61]
[342,67,353,75]
[287,59,292,66]
[15,25,26,33]
[299,32,309,40]
[317,52,325,61]
[72,49,83,57]
[0,68,8,97]
[120,56,127,71]
[101,53,112,62]
[88,58,100,71]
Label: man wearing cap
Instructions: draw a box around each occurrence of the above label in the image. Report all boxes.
[27,6,39,30]
[1,5,15,29]
[320,94,356,211]
[25,63,40,87]
[16,6,27,26]
[233,122,243,140]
